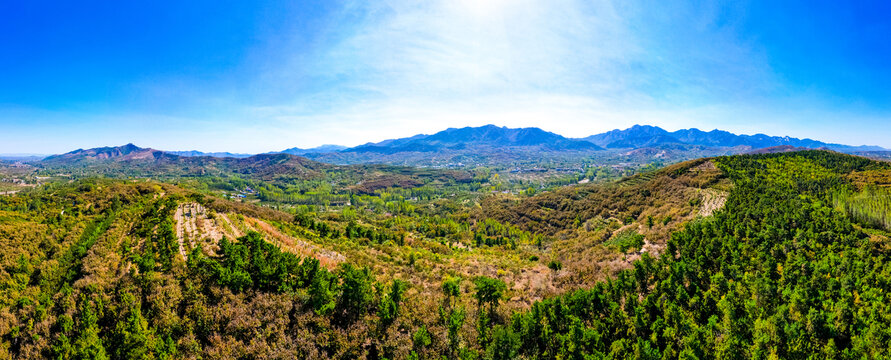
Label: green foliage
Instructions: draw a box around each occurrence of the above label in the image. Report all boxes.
[473,275,507,343]
[192,232,320,293]
[308,269,337,316]
[7,151,891,359]
[442,276,461,306]
[336,263,375,324]
[72,295,108,360]
[411,325,432,352]
[378,279,408,329]
[132,198,178,273]
[604,229,645,252]
[472,219,531,249]
[481,151,891,358]
[834,186,891,230]
[444,306,466,359]
[486,326,520,360]
[473,276,506,314]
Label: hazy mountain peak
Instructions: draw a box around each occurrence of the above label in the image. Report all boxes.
[165,150,254,158]
[277,144,348,156]
[583,125,886,152]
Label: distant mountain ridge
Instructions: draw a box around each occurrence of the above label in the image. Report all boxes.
[43,143,171,163]
[40,144,329,179]
[35,125,886,169]
[276,144,348,156]
[166,150,253,158]
[346,125,602,154]
[335,124,883,155]
[582,125,885,152]
[147,145,349,158]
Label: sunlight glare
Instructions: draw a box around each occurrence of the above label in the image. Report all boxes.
[456,0,511,17]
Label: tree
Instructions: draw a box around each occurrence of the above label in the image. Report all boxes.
[309,269,336,316]
[486,326,520,360]
[72,296,109,360]
[378,279,408,329]
[336,263,374,324]
[474,276,506,345]
[410,326,433,360]
[473,276,506,318]
[440,277,466,359]
[442,276,461,311]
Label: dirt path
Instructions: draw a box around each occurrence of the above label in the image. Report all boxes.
[174,205,188,260]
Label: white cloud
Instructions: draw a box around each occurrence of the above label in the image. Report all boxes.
[236,0,783,145]
[4,0,890,153]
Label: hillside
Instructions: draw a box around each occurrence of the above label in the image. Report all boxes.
[3,150,891,358]
[35,144,472,181]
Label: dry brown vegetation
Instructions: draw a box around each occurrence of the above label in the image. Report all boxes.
[472,159,731,293]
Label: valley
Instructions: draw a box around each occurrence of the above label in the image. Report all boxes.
[2,132,891,358]
[5,1,889,357]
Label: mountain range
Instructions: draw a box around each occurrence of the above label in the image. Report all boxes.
[346,125,602,154]
[43,143,174,163]
[581,125,884,152]
[41,143,329,179]
[325,124,884,156]
[277,144,348,156]
[165,150,254,158]
[33,125,886,168]
[162,145,348,158]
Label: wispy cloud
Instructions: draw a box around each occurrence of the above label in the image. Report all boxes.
[3,0,889,153]
[238,0,781,146]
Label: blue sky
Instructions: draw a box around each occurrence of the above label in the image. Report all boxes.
[1,0,889,153]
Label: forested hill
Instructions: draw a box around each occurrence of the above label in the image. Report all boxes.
[2,151,891,358]
[495,151,891,358]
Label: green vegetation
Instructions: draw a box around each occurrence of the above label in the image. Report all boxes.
[480,151,891,358]
[834,186,891,230]
[3,150,891,358]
